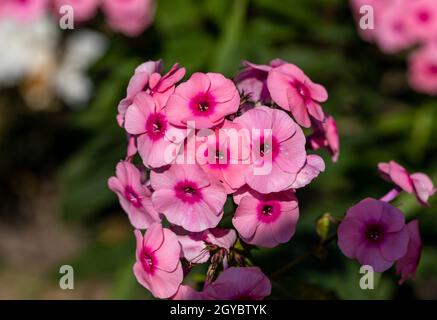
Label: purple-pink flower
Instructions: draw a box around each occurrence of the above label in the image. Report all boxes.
[203,267,271,300]
[150,163,227,232]
[133,224,183,299]
[235,59,285,104]
[267,63,328,128]
[166,72,240,129]
[308,115,340,163]
[108,161,160,229]
[337,198,409,272]
[396,220,422,284]
[233,187,299,248]
[378,160,435,206]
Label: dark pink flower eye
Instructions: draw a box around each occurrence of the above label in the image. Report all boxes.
[141,249,157,274]
[365,224,385,243]
[146,112,168,140]
[124,185,142,208]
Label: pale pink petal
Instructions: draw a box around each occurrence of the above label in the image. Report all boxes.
[154,229,181,272]
[143,223,165,252]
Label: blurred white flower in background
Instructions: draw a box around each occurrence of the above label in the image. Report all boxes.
[0,16,58,87]
[0,15,107,110]
[54,30,108,108]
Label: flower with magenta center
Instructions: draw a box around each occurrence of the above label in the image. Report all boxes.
[234,106,307,194]
[124,92,188,168]
[166,72,240,129]
[133,224,183,299]
[267,63,328,128]
[233,186,299,248]
[150,162,227,232]
[108,161,160,229]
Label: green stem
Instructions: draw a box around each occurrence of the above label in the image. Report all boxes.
[270,234,338,278]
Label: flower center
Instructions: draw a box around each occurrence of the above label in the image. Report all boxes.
[184,186,196,194]
[146,112,168,141]
[124,186,142,208]
[198,101,209,112]
[256,201,281,223]
[190,92,216,116]
[292,80,311,100]
[141,249,156,274]
[262,205,273,216]
[175,180,202,204]
[256,135,279,161]
[365,224,385,243]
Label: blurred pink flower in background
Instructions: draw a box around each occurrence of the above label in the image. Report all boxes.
[0,0,48,23]
[102,0,155,37]
[232,188,299,248]
[337,198,409,272]
[378,160,436,206]
[133,224,183,299]
[108,161,160,229]
[52,0,100,23]
[166,72,240,129]
[408,44,437,95]
[350,0,437,95]
[396,220,422,284]
[268,63,328,128]
[374,1,415,54]
[203,267,271,300]
[405,0,437,43]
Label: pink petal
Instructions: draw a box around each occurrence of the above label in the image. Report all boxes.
[154,228,182,272]
[232,196,260,239]
[143,223,165,252]
[271,207,299,245]
[207,72,239,103]
[147,264,183,299]
[270,108,297,142]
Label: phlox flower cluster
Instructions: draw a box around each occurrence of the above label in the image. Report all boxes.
[0,0,155,37]
[351,0,437,95]
[109,58,337,299]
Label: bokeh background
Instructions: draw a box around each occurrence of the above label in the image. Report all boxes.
[0,0,436,299]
